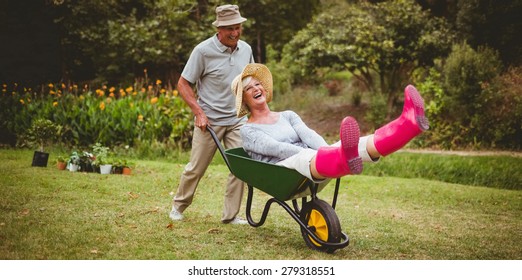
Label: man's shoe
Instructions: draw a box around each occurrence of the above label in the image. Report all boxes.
[169,208,184,221]
[224,217,248,225]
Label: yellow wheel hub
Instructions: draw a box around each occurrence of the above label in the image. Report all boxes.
[307,209,329,247]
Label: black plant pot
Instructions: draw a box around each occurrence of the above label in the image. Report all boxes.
[113,166,123,174]
[32,151,49,167]
[80,162,95,173]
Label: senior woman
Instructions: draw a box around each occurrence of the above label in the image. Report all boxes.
[231,63,429,181]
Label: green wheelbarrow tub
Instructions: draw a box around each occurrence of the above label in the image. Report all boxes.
[225,147,330,201]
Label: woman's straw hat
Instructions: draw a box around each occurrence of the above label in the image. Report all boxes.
[231,63,273,118]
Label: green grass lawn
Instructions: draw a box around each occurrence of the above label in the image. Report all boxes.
[0,149,521,260]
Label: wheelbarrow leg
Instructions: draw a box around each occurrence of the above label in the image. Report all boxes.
[245,184,282,227]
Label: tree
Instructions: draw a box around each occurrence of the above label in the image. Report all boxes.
[49,0,320,84]
[0,0,62,84]
[455,0,522,66]
[281,0,455,115]
[238,0,321,62]
[52,0,219,84]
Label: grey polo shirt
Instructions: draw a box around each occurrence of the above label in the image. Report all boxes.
[181,34,254,126]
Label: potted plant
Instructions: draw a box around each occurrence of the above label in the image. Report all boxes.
[112,158,124,174]
[122,160,134,175]
[92,143,112,174]
[56,156,67,170]
[67,151,81,172]
[23,119,62,167]
[79,151,95,172]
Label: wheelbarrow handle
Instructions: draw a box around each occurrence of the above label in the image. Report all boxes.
[206,125,233,172]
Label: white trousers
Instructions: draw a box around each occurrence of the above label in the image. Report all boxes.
[277,135,377,182]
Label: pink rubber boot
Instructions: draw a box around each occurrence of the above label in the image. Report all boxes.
[315,117,363,178]
[373,85,429,156]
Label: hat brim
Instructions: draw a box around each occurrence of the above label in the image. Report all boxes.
[212,17,247,27]
[232,75,249,118]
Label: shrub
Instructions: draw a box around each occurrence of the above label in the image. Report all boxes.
[477,67,522,149]
[442,43,502,121]
[18,118,62,152]
[0,82,193,151]
[365,92,388,131]
[421,43,506,149]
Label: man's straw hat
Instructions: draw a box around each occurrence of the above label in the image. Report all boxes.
[212,4,247,27]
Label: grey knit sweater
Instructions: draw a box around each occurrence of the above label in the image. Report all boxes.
[240,110,328,163]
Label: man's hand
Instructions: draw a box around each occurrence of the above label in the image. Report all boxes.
[177,76,209,132]
[195,112,209,132]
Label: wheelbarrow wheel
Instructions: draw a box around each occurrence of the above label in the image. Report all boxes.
[299,199,342,253]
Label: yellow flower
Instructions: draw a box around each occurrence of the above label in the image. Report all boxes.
[96,89,105,97]
[53,101,58,107]
[160,89,166,94]
[109,87,115,93]
[109,92,115,98]
[173,89,179,97]
[49,90,56,95]
[138,114,144,121]
[156,79,162,85]
[99,102,105,111]
[79,95,84,100]
[125,86,133,94]
[48,83,54,89]
[119,88,126,97]
[150,97,159,105]
[19,99,25,105]
[61,83,66,89]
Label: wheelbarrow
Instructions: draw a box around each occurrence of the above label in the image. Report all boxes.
[208,126,349,253]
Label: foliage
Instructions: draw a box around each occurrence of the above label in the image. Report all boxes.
[443,44,502,116]
[1,80,193,150]
[52,0,213,83]
[55,155,66,163]
[67,151,81,165]
[19,118,62,152]
[455,0,522,66]
[79,151,96,171]
[92,143,111,166]
[281,0,455,115]
[476,66,522,149]
[423,43,507,149]
[414,43,520,150]
[49,0,320,83]
[112,158,133,169]
[364,92,388,130]
[238,0,321,62]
